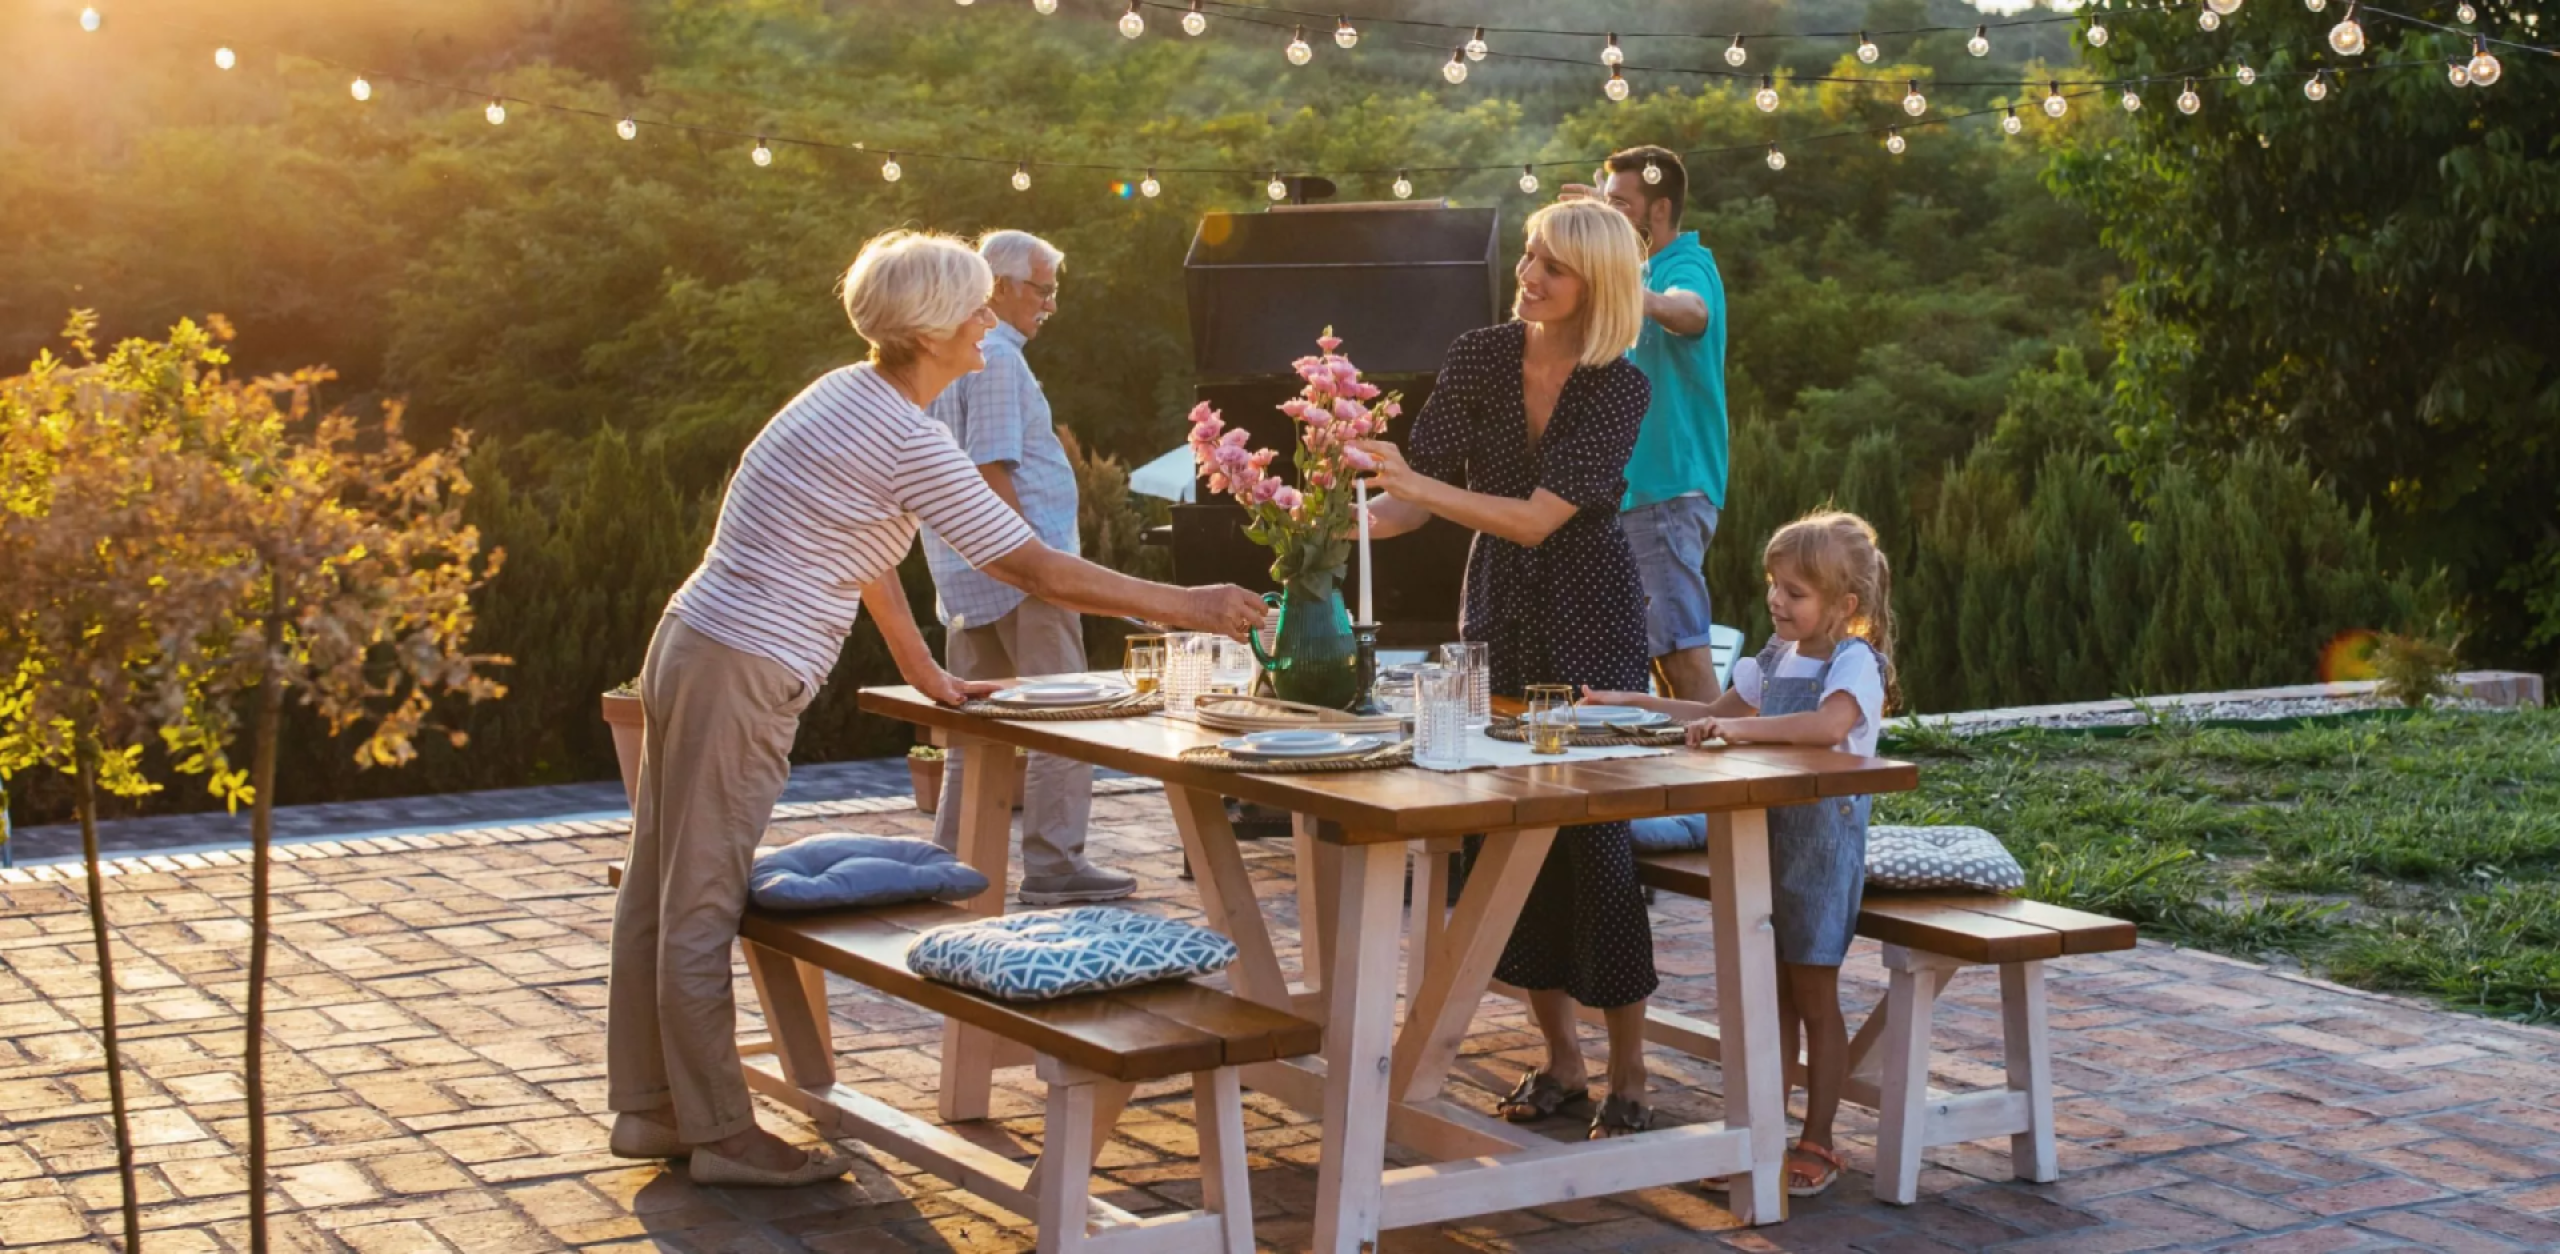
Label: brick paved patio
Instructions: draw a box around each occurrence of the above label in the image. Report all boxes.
[4,785,2558,1253]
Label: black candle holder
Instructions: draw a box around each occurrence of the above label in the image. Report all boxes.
[1349,622,1386,716]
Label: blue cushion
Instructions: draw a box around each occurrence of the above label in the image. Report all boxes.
[905,906,1239,1002]
[749,834,990,912]
[1630,814,1708,853]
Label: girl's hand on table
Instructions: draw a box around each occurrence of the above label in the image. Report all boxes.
[1684,716,1731,748]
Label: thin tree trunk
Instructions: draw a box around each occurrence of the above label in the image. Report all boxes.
[77,743,142,1251]
[244,587,285,1254]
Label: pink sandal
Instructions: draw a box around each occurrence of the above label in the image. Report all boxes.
[1785,1141,1844,1197]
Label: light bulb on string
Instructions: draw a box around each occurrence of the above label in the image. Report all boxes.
[485,98,507,125]
[1119,1,1143,39]
[1903,79,1927,116]
[2003,106,2024,135]
[2043,81,2068,117]
[1034,0,1055,12]
[2200,10,2222,32]
[2208,0,2244,13]
[1392,170,1413,199]
[956,0,973,6]
[215,46,236,70]
[751,138,773,166]
[1885,127,1906,155]
[1286,26,1313,65]
[2121,87,2142,112]
[1969,26,1990,57]
[2304,69,2329,100]
[1605,66,1630,101]
[2456,1,2476,20]
[1268,172,1288,201]
[1754,75,1780,112]
[2087,21,2108,47]
[2467,38,2501,85]
[1602,33,1624,66]
[1183,1,1206,35]
[1765,143,1786,171]
[1444,50,1469,84]
[2448,59,2471,86]
[1642,159,1663,184]
[1518,165,1540,194]
[1139,167,1159,197]
[351,75,372,101]
[1334,17,1358,49]
[2328,6,2366,55]
[616,116,638,140]
[1012,163,1032,191]
[1857,32,1880,63]
[79,7,100,32]
[2179,79,2202,113]
[2304,0,2325,14]
[1724,36,1747,67]
[1467,27,1488,60]
[884,153,904,181]
[2237,61,2258,85]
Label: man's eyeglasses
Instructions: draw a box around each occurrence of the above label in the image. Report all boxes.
[1018,279,1059,299]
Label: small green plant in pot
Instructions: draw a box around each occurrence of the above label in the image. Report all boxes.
[602,679,644,807]
[908,743,945,814]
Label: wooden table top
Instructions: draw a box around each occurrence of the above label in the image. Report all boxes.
[860,681,1917,844]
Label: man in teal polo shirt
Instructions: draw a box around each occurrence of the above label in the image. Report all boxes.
[1570,145,1730,700]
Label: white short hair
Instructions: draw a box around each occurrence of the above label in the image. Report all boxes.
[837,230,993,367]
[979,229,1065,284]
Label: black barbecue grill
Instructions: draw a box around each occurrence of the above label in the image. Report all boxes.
[1152,201,1501,646]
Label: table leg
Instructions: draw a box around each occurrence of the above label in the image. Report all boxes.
[1708,808,1786,1225]
[1292,814,1337,994]
[743,942,835,1090]
[941,730,1016,1123]
[1389,828,1555,1103]
[1312,840,1403,1254]
[1165,784,1292,1011]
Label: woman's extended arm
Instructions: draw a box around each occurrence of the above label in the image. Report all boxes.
[1350,439,1580,548]
[859,569,1001,706]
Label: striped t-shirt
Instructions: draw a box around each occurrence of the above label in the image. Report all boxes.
[665,364,1037,687]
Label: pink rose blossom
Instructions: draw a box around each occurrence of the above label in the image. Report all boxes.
[1308,469,1335,488]
[1344,446,1378,472]
[1208,473,1229,492]
[1272,486,1304,511]
[1318,334,1342,353]
[1379,400,1402,419]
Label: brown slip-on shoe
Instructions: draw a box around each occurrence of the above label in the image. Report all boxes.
[688,1145,851,1188]
[608,1113,688,1160]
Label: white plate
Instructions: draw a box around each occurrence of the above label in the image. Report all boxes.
[1524,707,1671,729]
[989,680,1130,707]
[1243,730,1353,752]
[1220,734,1384,761]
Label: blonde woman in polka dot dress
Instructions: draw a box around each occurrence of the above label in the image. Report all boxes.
[1356,199,1661,1138]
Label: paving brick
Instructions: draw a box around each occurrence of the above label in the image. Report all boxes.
[2287,1175,2455,1217]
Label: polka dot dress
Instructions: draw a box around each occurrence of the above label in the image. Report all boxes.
[1411,322,1660,1011]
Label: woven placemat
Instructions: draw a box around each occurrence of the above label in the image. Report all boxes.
[959,692,1163,721]
[1176,742,1414,773]
[1487,717,1688,748]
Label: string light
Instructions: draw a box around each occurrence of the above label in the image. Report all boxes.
[1857,31,1880,63]
[617,116,638,140]
[486,98,507,125]
[2468,37,2502,85]
[1754,75,1780,112]
[1183,1,1207,36]
[79,7,100,32]
[214,46,236,70]
[1012,162,1032,191]
[2237,61,2259,85]
[1139,167,1158,197]
[2329,6,2367,56]
[1286,25,1313,65]
[1034,0,1056,13]
[1903,79,1927,116]
[1268,171,1288,200]
[752,137,775,165]
[1119,1,1143,39]
[1467,26,1488,60]
[1601,33,1624,66]
[1765,143,1786,171]
[2305,0,2326,13]
[884,152,903,181]
[2456,1,2477,21]
[1518,164,1539,194]
[1885,127,1906,155]
[1725,36,1747,67]
[1969,26,1990,57]
[350,75,372,102]
[1604,66,1629,101]
[2304,69,2331,99]
[1392,170,1413,199]
[2179,79,2203,113]
[2044,80,2069,117]
[1334,16,1358,49]
[1444,49,1468,83]
[2002,106,2024,136]
[2448,59,2471,85]
[2200,10,2223,32]
[2208,0,2245,12]
[2087,20,2109,47]
[1642,159,1662,184]
[2122,87,2142,111]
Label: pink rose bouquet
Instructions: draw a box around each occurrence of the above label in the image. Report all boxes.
[1187,327,1403,596]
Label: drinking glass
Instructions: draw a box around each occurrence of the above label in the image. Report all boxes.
[1161,633,1216,716]
[1524,684,1575,755]
[1412,664,1472,769]
[1210,637,1259,696]
[1438,641,1491,728]
[1122,635,1164,694]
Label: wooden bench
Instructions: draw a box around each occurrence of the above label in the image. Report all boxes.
[607,864,1321,1252]
[1632,850,2136,1205]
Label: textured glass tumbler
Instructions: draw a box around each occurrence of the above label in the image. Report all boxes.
[1438,641,1491,728]
[1412,665,1472,769]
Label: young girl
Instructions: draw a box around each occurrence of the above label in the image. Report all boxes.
[1585,509,1895,1197]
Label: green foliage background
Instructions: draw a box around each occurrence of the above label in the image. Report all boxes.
[0,0,2545,819]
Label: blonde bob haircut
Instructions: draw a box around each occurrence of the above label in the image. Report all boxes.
[837,229,994,370]
[1514,199,1647,369]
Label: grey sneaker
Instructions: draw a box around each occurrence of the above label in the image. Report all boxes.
[1018,868,1139,905]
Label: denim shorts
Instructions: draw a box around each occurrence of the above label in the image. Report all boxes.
[1621,495,1720,658]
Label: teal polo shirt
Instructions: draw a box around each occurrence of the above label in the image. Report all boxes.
[1621,231,1729,511]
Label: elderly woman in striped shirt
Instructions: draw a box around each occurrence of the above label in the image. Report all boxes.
[607,230,1267,1188]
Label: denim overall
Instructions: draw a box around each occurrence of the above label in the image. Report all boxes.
[1755,638,1874,967]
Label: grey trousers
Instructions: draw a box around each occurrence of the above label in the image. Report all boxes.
[932,596,1095,879]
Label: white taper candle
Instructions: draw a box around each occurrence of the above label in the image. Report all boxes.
[1356,477,1374,625]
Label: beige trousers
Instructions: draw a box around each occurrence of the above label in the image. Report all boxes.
[607,614,814,1143]
[932,596,1094,879]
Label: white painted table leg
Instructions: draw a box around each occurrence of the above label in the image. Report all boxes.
[2002,959,2058,1184]
[1293,814,1336,993]
[1166,784,1293,1011]
[1312,840,1404,1254]
[1708,808,1787,1225]
[941,730,1015,1123]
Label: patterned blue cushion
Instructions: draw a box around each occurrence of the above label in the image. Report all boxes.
[750,834,990,912]
[904,906,1239,1002]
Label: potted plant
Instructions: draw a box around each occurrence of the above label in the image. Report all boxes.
[602,680,644,808]
[908,744,945,813]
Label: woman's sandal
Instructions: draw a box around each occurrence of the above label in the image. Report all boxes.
[1495,1070,1588,1123]
[1701,1139,1845,1197]
[1586,1094,1652,1140]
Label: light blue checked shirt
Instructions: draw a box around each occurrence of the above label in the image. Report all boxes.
[922,322,1081,629]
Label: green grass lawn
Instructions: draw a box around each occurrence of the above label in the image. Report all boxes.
[1877,707,2560,1024]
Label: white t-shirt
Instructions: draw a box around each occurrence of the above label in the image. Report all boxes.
[1729,638,1886,758]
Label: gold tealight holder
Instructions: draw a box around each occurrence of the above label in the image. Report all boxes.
[1524,683,1575,755]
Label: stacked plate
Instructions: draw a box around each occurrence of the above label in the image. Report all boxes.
[984,679,1136,708]
[1525,707,1676,730]
[1216,729,1388,762]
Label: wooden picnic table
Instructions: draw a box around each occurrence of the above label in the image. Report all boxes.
[859,678,1917,1251]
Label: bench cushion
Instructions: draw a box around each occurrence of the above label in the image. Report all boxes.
[1867,825,2025,893]
[750,833,990,912]
[907,906,1241,1002]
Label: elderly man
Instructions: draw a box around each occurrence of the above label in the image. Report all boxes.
[920,230,1130,904]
